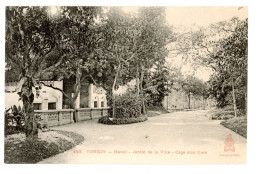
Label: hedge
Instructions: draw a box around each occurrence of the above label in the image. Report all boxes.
[109,94,142,119]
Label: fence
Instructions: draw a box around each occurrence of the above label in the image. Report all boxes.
[35,108,109,127]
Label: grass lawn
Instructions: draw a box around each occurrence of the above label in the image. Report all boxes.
[4,130,84,164]
[220,116,247,138]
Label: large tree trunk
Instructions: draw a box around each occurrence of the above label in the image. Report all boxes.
[70,101,77,122]
[188,90,191,109]
[231,76,238,117]
[17,45,38,139]
[136,63,140,98]
[112,64,121,118]
[203,97,206,110]
[68,67,82,122]
[21,77,38,139]
[112,91,116,118]
[245,91,247,114]
[193,97,195,109]
[140,64,146,114]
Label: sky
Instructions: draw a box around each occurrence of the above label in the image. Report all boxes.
[165,6,247,27]
[166,7,247,81]
[123,6,248,82]
[123,6,248,27]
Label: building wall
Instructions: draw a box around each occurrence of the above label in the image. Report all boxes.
[5,81,63,110]
[88,84,107,108]
[5,80,107,110]
[62,79,107,109]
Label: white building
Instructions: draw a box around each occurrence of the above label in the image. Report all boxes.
[5,80,107,110]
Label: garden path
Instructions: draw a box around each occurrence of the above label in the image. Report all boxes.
[38,110,246,164]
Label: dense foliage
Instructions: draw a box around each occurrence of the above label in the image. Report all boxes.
[112,94,142,118]
[5,105,44,136]
[171,17,247,114]
[208,19,248,114]
[98,93,148,125]
[94,7,173,117]
[144,67,171,106]
[5,106,25,136]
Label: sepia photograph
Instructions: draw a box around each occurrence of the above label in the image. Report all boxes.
[4,5,248,165]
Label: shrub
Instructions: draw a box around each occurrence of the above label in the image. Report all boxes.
[5,106,25,136]
[217,114,234,120]
[101,94,148,125]
[209,107,245,120]
[98,115,148,125]
[211,110,235,120]
[110,94,142,119]
[5,105,43,136]
[220,116,247,138]
[222,105,235,111]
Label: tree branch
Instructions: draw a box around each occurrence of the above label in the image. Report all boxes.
[37,54,65,77]
[33,44,58,73]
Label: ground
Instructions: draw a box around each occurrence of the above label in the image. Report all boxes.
[4,130,84,163]
[38,110,246,164]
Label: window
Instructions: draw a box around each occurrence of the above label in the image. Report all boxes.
[101,101,104,107]
[48,102,56,110]
[33,103,42,110]
[94,101,98,108]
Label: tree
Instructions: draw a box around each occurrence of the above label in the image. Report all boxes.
[5,7,66,138]
[209,19,248,116]
[130,7,174,113]
[40,7,102,114]
[143,65,172,107]
[180,75,206,109]
[170,16,247,115]
[208,73,231,108]
[96,7,174,117]
[96,8,139,118]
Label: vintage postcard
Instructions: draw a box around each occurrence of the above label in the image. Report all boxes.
[4,6,247,164]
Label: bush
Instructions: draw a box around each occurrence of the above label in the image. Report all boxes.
[5,105,43,136]
[5,106,25,136]
[217,114,234,120]
[220,116,247,138]
[98,115,148,125]
[222,105,235,111]
[110,94,142,119]
[101,94,148,125]
[209,107,245,120]
[211,110,235,120]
